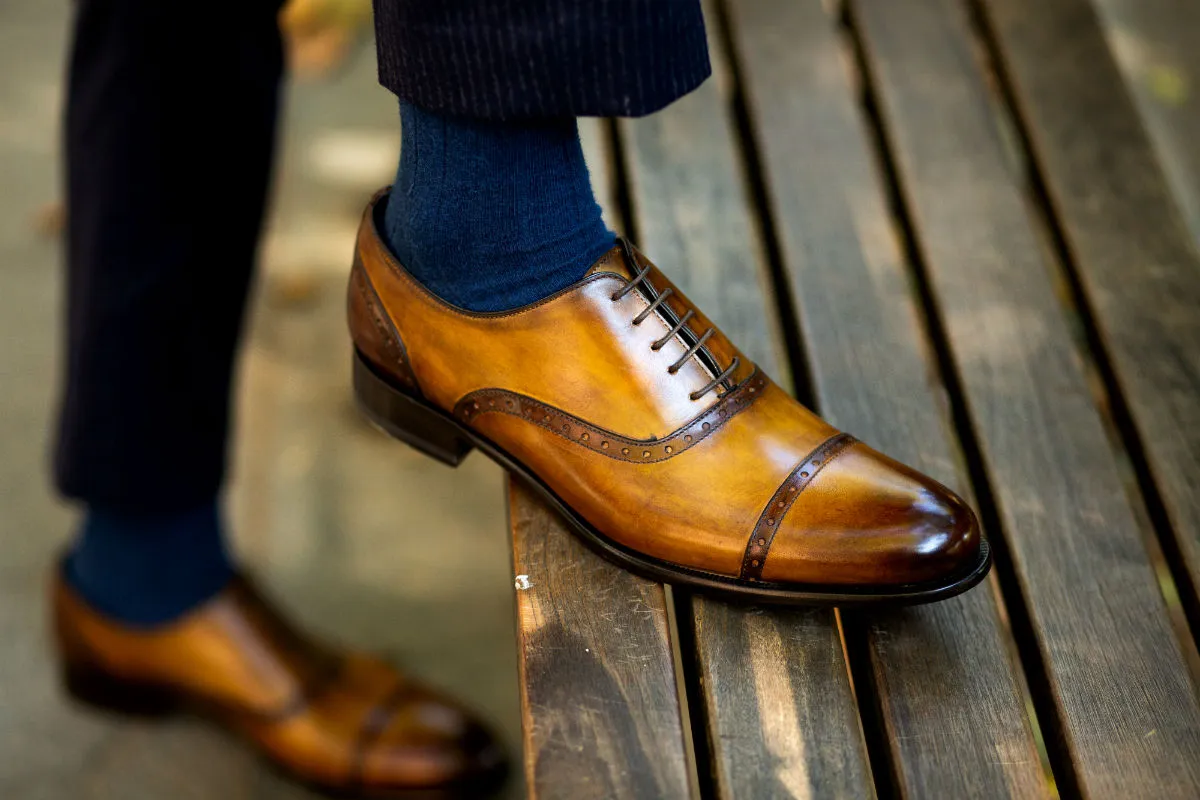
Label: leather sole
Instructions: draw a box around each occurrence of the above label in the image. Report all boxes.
[353,349,992,606]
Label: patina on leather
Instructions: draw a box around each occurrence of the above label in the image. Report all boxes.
[52,568,504,796]
[349,190,984,598]
[349,255,421,396]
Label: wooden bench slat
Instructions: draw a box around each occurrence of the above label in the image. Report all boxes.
[508,121,693,800]
[620,3,875,795]
[1092,0,1200,244]
[980,0,1200,630]
[724,0,1047,797]
[692,603,873,798]
[509,483,692,799]
[855,0,1200,795]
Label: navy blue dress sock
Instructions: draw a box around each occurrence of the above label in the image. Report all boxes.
[65,500,234,626]
[383,101,615,313]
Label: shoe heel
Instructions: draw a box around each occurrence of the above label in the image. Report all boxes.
[61,661,179,719]
[352,349,475,467]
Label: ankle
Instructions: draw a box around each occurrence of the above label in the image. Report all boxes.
[383,102,613,312]
[67,500,234,626]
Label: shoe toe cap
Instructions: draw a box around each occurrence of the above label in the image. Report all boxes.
[759,441,982,588]
[357,682,508,793]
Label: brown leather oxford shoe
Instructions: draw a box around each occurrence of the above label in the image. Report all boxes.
[349,190,990,605]
[52,568,505,798]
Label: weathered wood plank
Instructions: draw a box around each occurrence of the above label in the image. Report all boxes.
[724,0,1047,797]
[979,0,1200,631]
[507,120,691,800]
[854,0,1200,795]
[509,483,692,800]
[620,3,875,797]
[1091,0,1200,245]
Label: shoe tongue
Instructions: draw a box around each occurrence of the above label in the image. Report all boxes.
[585,243,638,280]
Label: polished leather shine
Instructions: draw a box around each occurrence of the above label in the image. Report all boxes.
[349,190,987,602]
[52,570,504,796]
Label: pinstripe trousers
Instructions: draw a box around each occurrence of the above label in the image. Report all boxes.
[374,0,711,119]
[56,0,711,511]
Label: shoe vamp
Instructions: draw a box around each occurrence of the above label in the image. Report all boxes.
[375,268,731,438]
[470,380,838,577]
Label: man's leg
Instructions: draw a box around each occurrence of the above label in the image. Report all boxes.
[55,0,284,623]
[53,6,506,792]
[350,0,985,605]
[372,0,712,312]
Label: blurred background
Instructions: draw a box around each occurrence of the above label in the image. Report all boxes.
[1,1,523,797]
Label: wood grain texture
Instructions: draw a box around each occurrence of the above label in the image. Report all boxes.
[1091,0,1200,244]
[724,0,1047,797]
[854,0,1200,796]
[621,3,874,797]
[509,483,692,800]
[980,0,1200,636]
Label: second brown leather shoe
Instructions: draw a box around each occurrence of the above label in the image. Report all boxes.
[349,190,990,605]
[52,567,505,797]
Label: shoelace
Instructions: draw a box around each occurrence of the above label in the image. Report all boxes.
[610,240,741,401]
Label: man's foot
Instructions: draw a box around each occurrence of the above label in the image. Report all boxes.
[347,191,990,605]
[52,563,506,797]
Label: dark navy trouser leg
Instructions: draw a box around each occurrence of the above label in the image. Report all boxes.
[55,0,285,512]
[372,0,712,120]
